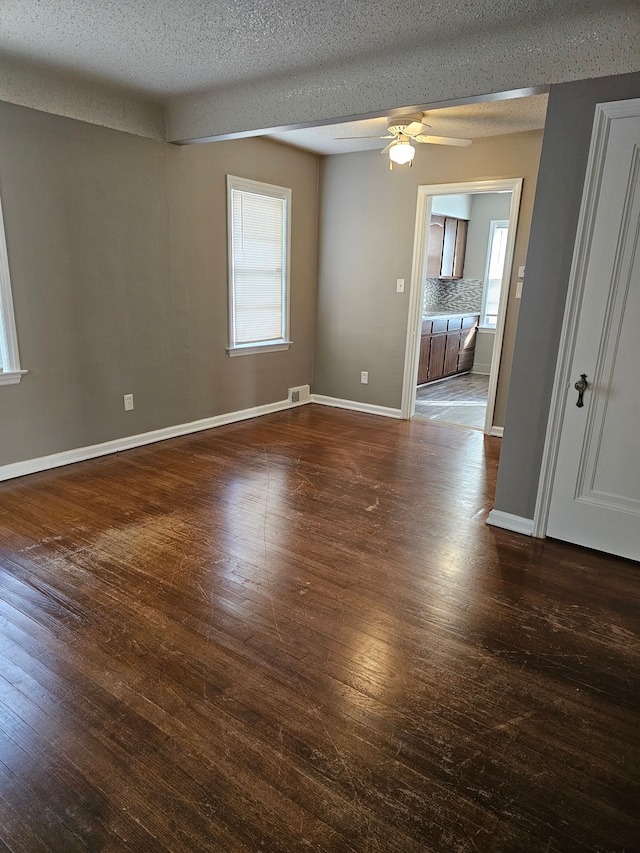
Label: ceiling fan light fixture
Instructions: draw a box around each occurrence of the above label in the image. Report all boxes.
[389,139,415,166]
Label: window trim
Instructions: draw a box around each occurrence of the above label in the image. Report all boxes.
[0,192,26,386]
[226,175,292,356]
[479,219,509,330]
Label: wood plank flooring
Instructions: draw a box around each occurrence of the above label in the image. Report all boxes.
[415,374,489,430]
[0,405,638,852]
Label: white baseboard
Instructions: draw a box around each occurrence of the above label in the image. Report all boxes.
[0,397,309,482]
[486,509,533,536]
[310,394,402,419]
[489,426,504,437]
[471,365,491,376]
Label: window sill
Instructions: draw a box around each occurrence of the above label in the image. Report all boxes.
[227,342,292,357]
[0,369,27,386]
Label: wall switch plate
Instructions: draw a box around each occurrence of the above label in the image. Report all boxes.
[518,265,525,279]
[396,278,405,293]
[123,394,134,411]
[360,371,369,384]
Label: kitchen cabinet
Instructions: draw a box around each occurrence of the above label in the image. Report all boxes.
[426,215,468,279]
[417,333,430,383]
[444,330,461,375]
[426,217,445,278]
[418,314,479,386]
[427,333,447,381]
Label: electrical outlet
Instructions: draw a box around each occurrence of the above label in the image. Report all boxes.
[396,278,405,293]
[360,371,369,384]
[123,394,134,411]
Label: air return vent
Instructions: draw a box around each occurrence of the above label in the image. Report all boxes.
[288,385,310,404]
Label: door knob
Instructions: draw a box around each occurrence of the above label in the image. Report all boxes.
[574,373,588,408]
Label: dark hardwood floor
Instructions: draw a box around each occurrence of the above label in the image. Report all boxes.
[0,405,637,852]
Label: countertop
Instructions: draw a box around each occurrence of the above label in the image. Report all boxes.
[423,310,481,320]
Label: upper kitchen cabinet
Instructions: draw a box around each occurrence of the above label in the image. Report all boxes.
[426,215,468,279]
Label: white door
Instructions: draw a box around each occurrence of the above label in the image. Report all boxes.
[546,99,640,562]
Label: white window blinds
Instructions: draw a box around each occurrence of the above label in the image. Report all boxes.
[228,177,291,352]
[482,221,509,328]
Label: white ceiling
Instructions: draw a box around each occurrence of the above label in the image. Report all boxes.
[267,95,549,155]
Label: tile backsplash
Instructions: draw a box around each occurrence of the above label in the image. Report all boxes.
[423,278,483,313]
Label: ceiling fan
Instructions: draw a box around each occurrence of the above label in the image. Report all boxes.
[339,112,472,168]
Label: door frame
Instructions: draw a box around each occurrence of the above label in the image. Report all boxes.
[400,178,523,433]
[532,98,640,538]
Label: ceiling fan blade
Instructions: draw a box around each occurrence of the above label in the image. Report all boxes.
[380,142,394,155]
[404,121,430,136]
[334,134,388,140]
[415,135,472,147]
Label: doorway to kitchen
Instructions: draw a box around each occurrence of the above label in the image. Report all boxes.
[401,179,523,434]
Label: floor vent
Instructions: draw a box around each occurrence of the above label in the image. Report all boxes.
[288,385,310,404]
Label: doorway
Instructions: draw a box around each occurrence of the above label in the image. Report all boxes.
[401,179,523,434]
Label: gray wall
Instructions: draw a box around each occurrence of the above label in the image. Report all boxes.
[431,194,472,220]
[167,138,319,420]
[0,102,318,467]
[464,192,512,281]
[313,131,543,424]
[472,330,495,376]
[494,71,640,520]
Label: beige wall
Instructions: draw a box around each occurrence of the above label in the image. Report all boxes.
[0,102,318,467]
[313,131,543,423]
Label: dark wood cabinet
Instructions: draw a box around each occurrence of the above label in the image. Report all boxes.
[444,331,461,375]
[426,216,468,279]
[426,217,445,278]
[427,333,447,381]
[417,333,430,383]
[418,314,479,386]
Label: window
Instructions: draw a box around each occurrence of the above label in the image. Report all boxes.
[227,175,292,356]
[0,192,25,385]
[480,220,509,328]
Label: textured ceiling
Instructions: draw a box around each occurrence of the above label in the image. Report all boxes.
[0,1,636,142]
[0,0,622,99]
[267,95,549,155]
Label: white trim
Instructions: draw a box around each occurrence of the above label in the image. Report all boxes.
[490,426,504,437]
[0,190,25,383]
[401,179,523,440]
[0,369,28,386]
[480,219,509,328]
[486,509,533,536]
[0,397,310,483]
[400,186,431,419]
[227,341,292,357]
[532,98,640,539]
[310,394,401,419]
[482,184,522,436]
